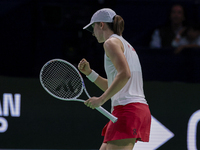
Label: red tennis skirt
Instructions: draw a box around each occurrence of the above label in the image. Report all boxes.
[102,102,151,143]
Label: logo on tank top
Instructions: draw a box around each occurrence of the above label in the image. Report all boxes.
[127,44,135,51]
[133,129,137,135]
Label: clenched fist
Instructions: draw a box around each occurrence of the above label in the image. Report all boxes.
[78,58,92,76]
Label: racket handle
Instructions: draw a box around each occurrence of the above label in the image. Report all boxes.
[96,106,118,123]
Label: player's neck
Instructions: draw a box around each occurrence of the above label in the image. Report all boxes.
[103,30,114,42]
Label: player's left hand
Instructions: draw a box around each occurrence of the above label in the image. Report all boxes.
[84,97,103,109]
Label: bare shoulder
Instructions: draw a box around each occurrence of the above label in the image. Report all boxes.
[104,37,121,48]
[103,37,124,56]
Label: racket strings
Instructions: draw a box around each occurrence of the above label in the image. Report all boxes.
[41,61,83,99]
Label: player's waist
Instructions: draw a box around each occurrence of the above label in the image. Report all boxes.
[111,97,148,106]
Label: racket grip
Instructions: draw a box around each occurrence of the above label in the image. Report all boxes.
[96,106,118,123]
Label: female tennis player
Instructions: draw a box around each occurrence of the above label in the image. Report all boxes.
[78,8,151,150]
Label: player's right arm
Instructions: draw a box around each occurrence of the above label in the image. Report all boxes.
[78,58,108,92]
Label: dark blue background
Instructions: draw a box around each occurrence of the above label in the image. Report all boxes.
[0,0,200,83]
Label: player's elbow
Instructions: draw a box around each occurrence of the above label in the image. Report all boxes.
[126,72,131,81]
[121,71,131,82]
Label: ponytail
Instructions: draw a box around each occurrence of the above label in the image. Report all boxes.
[107,15,124,36]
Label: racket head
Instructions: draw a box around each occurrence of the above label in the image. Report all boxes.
[40,59,84,101]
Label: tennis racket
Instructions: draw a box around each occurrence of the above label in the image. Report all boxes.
[40,59,118,123]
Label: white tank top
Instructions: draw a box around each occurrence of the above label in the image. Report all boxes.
[104,34,147,112]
